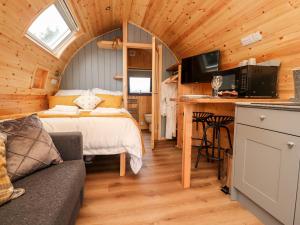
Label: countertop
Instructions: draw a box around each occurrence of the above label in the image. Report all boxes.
[236,102,300,112]
[179,95,288,104]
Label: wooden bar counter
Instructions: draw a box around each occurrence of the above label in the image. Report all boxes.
[179,96,287,189]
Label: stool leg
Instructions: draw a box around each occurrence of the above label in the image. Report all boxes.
[204,126,211,162]
[224,126,233,150]
[211,126,216,161]
[195,148,201,168]
[195,122,207,168]
[202,122,209,162]
[217,127,221,180]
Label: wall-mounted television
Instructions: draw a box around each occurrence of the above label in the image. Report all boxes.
[181,50,220,84]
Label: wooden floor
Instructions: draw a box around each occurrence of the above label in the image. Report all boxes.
[76,133,262,225]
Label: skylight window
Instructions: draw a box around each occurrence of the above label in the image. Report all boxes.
[27,0,77,54]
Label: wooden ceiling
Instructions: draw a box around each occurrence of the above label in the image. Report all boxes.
[1,0,300,98]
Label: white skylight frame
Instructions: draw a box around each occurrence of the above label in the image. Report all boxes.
[26,0,78,55]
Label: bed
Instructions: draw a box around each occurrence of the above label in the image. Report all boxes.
[39,89,144,175]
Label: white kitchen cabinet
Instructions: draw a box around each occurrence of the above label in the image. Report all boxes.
[233,104,300,225]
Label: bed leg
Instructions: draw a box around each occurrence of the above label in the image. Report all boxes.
[120,152,126,177]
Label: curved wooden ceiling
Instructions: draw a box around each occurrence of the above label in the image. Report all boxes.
[60,0,300,69]
[1,0,300,98]
[65,0,232,61]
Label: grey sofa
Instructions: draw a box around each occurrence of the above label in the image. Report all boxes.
[0,132,86,225]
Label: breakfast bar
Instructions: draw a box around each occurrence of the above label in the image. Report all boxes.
[179,96,286,189]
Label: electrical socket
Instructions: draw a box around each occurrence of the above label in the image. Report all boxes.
[241,31,262,46]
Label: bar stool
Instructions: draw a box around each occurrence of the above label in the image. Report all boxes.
[192,112,214,147]
[195,115,234,180]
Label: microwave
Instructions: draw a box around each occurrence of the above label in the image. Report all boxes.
[219,65,279,98]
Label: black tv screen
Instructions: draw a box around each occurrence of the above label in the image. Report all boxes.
[181,50,220,84]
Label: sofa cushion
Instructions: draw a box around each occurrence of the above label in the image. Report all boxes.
[0,133,14,206]
[0,133,25,206]
[0,114,63,181]
[0,160,85,225]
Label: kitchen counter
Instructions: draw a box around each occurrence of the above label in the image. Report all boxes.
[179,95,289,189]
[232,103,300,225]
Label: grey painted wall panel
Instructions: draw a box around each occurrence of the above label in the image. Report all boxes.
[62,24,177,92]
[128,24,152,43]
[62,29,123,91]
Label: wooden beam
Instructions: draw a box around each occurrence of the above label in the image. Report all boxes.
[126,42,152,50]
[151,36,156,150]
[122,20,128,109]
[157,45,163,140]
[182,103,193,188]
[176,65,183,148]
[120,152,126,177]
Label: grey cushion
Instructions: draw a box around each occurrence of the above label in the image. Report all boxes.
[0,160,85,225]
[50,132,83,161]
[0,115,63,181]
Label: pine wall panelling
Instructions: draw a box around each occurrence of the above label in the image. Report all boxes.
[0,0,66,116]
[1,0,299,119]
[0,94,48,116]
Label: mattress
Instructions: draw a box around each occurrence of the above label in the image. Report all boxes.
[40,115,143,174]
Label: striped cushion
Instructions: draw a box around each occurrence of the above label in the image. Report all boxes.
[0,133,24,206]
[0,133,13,205]
[0,115,63,182]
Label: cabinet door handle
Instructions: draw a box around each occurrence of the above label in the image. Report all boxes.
[259,115,266,121]
[287,142,295,149]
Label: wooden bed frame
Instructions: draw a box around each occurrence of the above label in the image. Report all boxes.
[120,152,126,176]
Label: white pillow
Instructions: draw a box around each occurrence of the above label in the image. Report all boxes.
[50,105,79,112]
[91,88,123,96]
[73,95,102,110]
[55,90,88,96]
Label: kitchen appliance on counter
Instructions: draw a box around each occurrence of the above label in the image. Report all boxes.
[293,69,300,101]
[219,65,279,98]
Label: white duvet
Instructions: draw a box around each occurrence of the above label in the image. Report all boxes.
[41,112,143,174]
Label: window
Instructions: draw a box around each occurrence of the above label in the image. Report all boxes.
[26,0,77,54]
[31,66,49,89]
[128,74,152,95]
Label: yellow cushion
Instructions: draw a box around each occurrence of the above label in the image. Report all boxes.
[0,133,25,206]
[48,96,79,109]
[96,94,123,108]
[0,134,13,206]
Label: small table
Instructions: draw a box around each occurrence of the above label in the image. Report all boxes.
[179,96,285,189]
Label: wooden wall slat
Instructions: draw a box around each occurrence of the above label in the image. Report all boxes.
[0,94,47,116]
[1,0,299,116]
